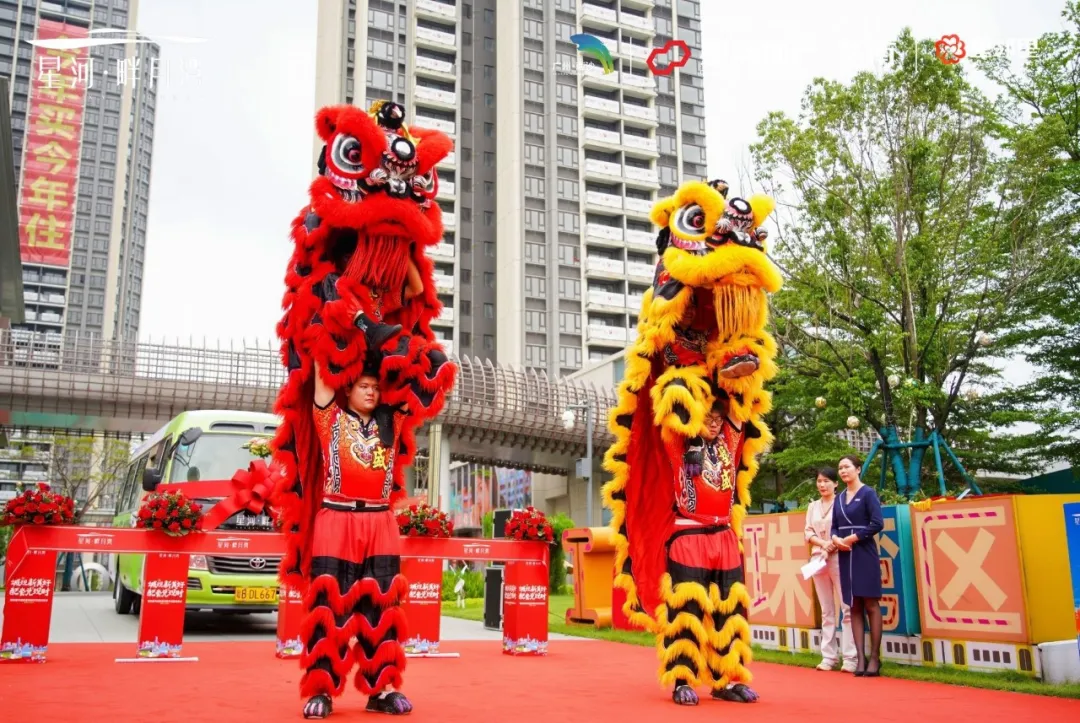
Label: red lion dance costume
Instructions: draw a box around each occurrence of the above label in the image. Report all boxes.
[270,101,456,718]
[602,179,782,706]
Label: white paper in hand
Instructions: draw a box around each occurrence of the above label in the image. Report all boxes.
[801,557,827,580]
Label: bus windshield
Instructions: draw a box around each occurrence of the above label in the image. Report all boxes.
[168,433,268,483]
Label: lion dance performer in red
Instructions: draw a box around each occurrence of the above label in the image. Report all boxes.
[270,101,456,719]
[602,179,782,706]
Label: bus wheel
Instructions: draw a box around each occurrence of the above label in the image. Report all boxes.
[114,579,136,615]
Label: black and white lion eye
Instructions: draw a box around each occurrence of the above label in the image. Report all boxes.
[674,204,707,236]
[330,134,364,173]
[728,198,751,216]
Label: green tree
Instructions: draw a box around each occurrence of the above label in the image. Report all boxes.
[48,433,132,523]
[975,1,1080,469]
[751,30,1055,494]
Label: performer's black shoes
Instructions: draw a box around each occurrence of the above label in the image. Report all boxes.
[303,694,333,719]
[711,684,759,703]
[366,691,413,715]
[672,685,699,706]
[354,312,402,352]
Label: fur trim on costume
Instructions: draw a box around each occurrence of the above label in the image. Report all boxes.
[270,103,456,594]
[602,180,783,688]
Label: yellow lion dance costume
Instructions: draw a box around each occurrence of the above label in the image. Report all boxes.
[601,179,782,706]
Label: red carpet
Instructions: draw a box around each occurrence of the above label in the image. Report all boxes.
[1,640,1077,721]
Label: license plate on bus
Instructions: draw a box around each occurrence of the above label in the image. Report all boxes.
[234,587,278,603]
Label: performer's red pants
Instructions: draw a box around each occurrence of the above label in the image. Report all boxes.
[300,504,408,699]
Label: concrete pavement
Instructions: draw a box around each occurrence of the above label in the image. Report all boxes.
[0,592,585,643]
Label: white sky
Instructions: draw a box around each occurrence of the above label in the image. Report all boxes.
[134,0,1071,361]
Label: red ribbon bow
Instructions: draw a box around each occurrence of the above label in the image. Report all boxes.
[199,460,279,532]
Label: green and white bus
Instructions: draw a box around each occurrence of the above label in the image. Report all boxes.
[111,410,282,616]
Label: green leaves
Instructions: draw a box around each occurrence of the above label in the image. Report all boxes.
[752,27,1059,493]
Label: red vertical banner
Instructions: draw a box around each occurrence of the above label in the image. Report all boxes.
[135,552,189,658]
[402,557,443,654]
[18,19,89,268]
[502,560,549,655]
[0,531,57,663]
[276,584,304,658]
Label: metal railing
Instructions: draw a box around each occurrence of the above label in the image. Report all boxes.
[0,330,618,451]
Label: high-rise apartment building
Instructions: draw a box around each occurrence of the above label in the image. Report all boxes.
[314,0,707,377]
[1,0,158,352]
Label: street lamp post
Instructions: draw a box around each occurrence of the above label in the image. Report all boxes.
[562,401,594,527]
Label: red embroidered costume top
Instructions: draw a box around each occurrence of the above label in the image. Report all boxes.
[312,403,399,503]
[674,422,745,526]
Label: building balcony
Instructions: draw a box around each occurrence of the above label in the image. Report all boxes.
[586,223,624,243]
[415,26,458,50]
[627,294,646,310]
[622,0,655,9]
[37,293,66,306]
[624,197,654,215]
[583,94,620,116]
[620,41,650,60]
[619,13,654,33]
[621,73,656,92]
[587,289,627,310]
[434,273,455,292]
[625,165,659,185]
[586,190,624,211]
[429,242,455,259]
[437,180,456,197]
[415,54,455,76]
[416,0,457,21]
[582,64,619,86]
[580,3,618,25]
[434,306,455,323]
[623,103,658,123]
[442,211,457,228]
[627,261,655,280]
[583,126,622,146]
[626,228,656,249]
[586,256,625,276]
[584,158,623,178]
[414,84,457,107]
[440,340,454,357]
[439,151,456,168]
[415,115,456,135]
[587,325,628,344]
[626,135,656,157]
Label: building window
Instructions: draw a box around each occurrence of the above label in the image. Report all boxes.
[484,122,494,137]
[484,303,495,319]
[483,272,495,288]
[483,334,494,351]
[484,37,495,51]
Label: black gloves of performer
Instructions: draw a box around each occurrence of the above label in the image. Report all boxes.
[683,436,704,477]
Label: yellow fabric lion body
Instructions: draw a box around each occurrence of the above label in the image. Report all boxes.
[601,180,783,694]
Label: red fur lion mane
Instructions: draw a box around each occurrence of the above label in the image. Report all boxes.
[269,103,456,593]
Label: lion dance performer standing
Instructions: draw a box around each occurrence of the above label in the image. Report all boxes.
[601,179,782,706]
[270,101,456,719]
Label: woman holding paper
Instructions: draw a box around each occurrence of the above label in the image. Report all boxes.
[804,467,857,673]
[831,454,885,677]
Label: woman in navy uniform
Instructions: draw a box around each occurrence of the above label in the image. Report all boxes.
[831,454,885,677]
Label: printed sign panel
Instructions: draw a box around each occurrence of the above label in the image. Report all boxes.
[879,505,920,636]
[742,511,816,628]
[911,498,1028,643]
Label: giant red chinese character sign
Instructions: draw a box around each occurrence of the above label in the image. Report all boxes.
[17,19,89,268]
[742,512,816,627]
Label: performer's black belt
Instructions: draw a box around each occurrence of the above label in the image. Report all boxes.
[322,498,390,512]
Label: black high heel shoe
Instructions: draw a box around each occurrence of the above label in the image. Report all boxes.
[853,655,867,677]
[864,657,881,677]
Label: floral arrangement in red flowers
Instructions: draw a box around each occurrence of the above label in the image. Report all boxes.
[397,503,454,538]
[0,483,76,527]
[504,506,553,542]
[136,491,203,537]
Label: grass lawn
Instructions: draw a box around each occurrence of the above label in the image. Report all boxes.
[442,594,1080,700]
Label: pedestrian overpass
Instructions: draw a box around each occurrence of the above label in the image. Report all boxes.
[0,331,618,524]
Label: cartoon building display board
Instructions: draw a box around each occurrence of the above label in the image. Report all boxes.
[1065,502,1080,655]
[1014,494,1080,644]
[879,504,920,637]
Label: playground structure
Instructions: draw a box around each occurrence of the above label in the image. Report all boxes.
[560,494,1080,681]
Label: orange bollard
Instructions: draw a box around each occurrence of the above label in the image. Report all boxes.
[562,526,616,627]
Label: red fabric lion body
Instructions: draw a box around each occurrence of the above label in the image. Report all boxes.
[270,102,456,594]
